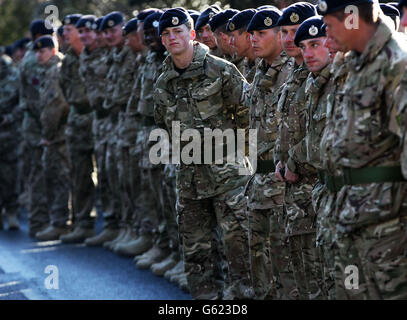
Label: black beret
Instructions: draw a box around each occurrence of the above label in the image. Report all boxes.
[188,10,200,26]
[226,9,257,32]
[195,5,221,30]
[143,12,163,30]
[33,35,55,50]
[76,15,97,29]
[13,37,30,51]
[122,17,139,36]
[92,17,104,31]
[138,8,162,22]
[100,11,125,31]
[209,9,240,32]
[317,0,375,16]
[158,7,191,35]
[399,0,407,9]
[57,25,64,37]
[380,3,400,17]
[294,16,326,47]
[277,2,317,26]
[247,8,282,32]
[30,19,54,38]
[257,5,279,10]
[63,14,83,26]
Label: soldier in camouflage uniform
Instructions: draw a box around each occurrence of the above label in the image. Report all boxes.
[243,8,293,300]
[20,20,54,236]
[59,14,96,240]
[319,0,407,299]
[0,53,21,230]
[85,12,136,246]
[33,36,71,241]
[154,8,252,300]
[283,16,334,299]
[195,6,223,57]
[61,15,107,243]
[226,9,258,83]
[273,3,317,300]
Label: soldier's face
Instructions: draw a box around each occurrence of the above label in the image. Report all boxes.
[280,25,302,58]
[197,24,217,49]
[78,27,98,49]
[12,48,26,63]
[214,32,234,56]
[103,24,125,48]
[323,15,353,50]
[401,7,407,29]
[126,32,142,54]
[63,24,80,46]
[251,28,280,59]
[36,47,55,65]
[230,30,251,58]
[323,33,345,61]
[299,37,330,73]
[161,24,195,56]
[144,28,162,52]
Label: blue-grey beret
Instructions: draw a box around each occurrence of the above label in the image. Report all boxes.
[226,9,257,32]
[277,2,317,26]
[294,16,326,47]
[247,8,282,32]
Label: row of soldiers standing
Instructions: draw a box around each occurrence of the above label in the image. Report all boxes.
[1,0,407,300]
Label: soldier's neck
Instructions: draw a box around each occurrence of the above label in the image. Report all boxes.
[264,47,283,66]
[72,41,83,56]
[352,22,379,54]
[172,44,194,70]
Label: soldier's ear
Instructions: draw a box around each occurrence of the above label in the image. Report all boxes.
[190,29,196,41]
[52,48,56,55]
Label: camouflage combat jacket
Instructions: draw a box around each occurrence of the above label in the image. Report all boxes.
[331,19,407,232]
[39,54,69,144]
[0,54,20,150]
[154,42,250,200]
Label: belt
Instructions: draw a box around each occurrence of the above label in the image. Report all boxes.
[72,104,93,115]
[256,160,276,174]
[319,166,406,193]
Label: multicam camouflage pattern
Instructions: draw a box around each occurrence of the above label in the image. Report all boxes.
[39,54,70,227]
[154,42,252,300]
[331,19,407,300]
[60,47,95,229]
[19,46,49,229]
[243,54,293,299]
[79,46,112,228]
[0,54,21,218]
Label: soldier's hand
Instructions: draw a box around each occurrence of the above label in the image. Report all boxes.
[276,161,285,182]
[284,164,299,184]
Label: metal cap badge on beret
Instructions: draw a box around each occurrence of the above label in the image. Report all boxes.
[33,35,55,50]
[226,9,257,32]
[76,15,97,29]
[380,3,400,17]
[158,7,191,35]
[195,5,221,30]
[294,16,326,47]
[209,9,240,32]
[143,12,164,30]
[317,0,375,15]
[122,17,139,36]
[138,8,162,22]
[30,19,54,38]
[247,8,282,32]
[277,2,317,26]
[63,14,83,26]
[100,11,125,31]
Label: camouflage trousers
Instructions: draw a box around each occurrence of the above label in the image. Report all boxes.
[285,178,326,300]
[334,216,407,300]
[158,164,179,252]
[177,185,252,300]
[0,143,19,218]
[42,143,71,228]
[246,172,293,300]
[65,111,95,229]
[313,181,337,300]
[23,115,49,229]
